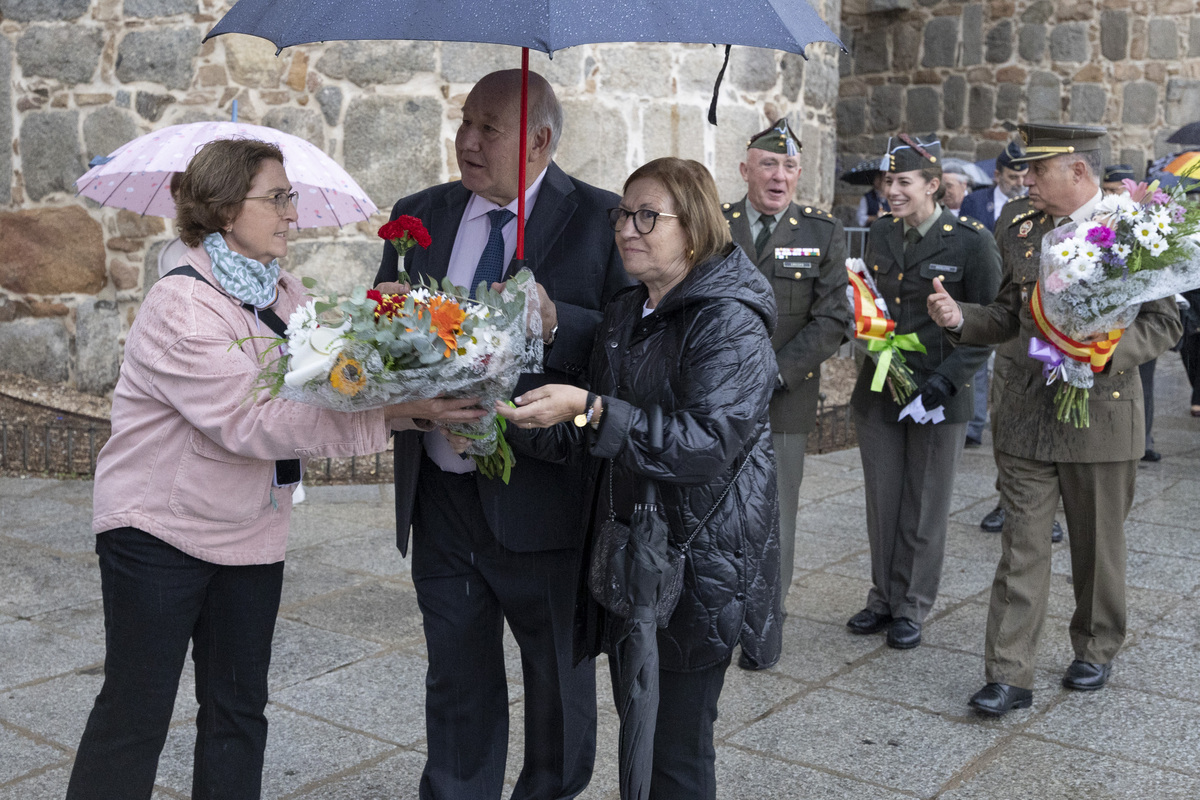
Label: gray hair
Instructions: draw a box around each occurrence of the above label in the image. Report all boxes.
[526,72,563,157]
[1070,150,1103,185]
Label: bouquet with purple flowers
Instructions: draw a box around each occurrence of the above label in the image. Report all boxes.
[1032,177,1200,426]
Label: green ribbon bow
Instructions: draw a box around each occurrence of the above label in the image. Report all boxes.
[866,332,926,392]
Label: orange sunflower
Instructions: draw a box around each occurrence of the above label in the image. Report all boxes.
[427,296,466,357]
[329,353,367,396]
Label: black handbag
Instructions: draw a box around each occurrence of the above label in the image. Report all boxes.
[587,406,749,628]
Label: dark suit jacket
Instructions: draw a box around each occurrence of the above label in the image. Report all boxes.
[956,200,1183,463]
[374,162,628,554]
[723,199,851,434]
[960,186,998,232]
[851,208,1002,424]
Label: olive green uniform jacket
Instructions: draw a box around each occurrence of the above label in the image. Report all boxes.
[851,209,1002,424]
[955,202,1183,462]
[723,198,852,435]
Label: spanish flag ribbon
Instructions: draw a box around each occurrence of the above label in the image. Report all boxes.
[847,269,895,340]
[1029,282,1124,373]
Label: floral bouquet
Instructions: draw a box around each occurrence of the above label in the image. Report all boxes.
[250,217,542,482]
[1032,178,1200,426]
[845,258,925,405]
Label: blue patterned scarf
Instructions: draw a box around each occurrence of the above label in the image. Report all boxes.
[203,232,280,308]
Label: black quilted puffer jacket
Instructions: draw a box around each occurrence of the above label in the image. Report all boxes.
[519,243,783,672]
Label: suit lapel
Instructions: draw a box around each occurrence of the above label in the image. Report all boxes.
[413,185,469,284]
[508,162,576,278]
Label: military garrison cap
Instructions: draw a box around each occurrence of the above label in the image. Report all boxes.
[1011,122,1106,163]
[996,140,1028,171]
[884,134,942,173]
[747,118,801,156]
[1103,164,1135,183]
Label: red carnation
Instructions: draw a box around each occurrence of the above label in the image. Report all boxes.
[378,215,432,249]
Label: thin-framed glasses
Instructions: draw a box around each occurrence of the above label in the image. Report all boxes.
[607,207,680,234]
[244,191,299,215]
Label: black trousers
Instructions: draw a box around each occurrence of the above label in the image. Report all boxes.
[67,527,284,800]
[614,656,729,800]
[411,457,596,800]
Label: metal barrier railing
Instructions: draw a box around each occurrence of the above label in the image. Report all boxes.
[844,226,870,259]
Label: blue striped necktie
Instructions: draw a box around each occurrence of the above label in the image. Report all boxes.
[470,208,515,298]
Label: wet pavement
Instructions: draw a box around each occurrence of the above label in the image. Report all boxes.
[2,356,1199,799]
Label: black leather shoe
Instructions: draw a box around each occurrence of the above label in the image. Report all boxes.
[886,617,922,649]
[965,435,982,448]
[1051,520,1064,543]
[1142,449,1162,462]
[980,506,1005,533]
[1062,659,1111,691]
[846,608,892,635]
[969,682,1033,716]
[737,651,769,671]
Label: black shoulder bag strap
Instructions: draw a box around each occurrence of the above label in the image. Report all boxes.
[165,265,302,485]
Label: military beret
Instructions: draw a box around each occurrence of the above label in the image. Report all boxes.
[747,118,801,156]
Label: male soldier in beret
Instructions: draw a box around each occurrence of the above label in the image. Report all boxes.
[928,122,1182,716]
[723,118,852,669]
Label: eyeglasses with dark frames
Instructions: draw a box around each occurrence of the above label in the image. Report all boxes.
[607,206,680,235]
[244,190,299,215]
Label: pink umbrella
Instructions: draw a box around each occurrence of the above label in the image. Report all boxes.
[74,120,377,228]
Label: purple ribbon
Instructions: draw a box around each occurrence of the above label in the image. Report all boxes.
[1028,337,1066,382]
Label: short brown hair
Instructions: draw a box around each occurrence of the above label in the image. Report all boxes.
[174,139,284,247]
[624,157,732,266]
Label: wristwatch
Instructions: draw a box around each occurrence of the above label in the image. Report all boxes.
[574,392,596,427]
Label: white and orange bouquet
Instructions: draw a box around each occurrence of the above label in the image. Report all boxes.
[251,218,542,481]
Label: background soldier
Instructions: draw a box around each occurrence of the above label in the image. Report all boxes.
[928,122,1183,717]
[722,119,852,668]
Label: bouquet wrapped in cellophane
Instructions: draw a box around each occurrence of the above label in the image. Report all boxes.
[845,257,926,405]
[1032,177,1200,427]
[267,272,542,483]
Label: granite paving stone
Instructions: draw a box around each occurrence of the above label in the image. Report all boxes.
[282,579,425,646]
[272,650,430,746]
[157,705,395,798]
[3,356,1199,797]
[939,736,1200,800]
[771,618,887,684]
[1027,687,1200,770]
[267,618,383,691]
[731,688,1005,796]
[714,747,912,800]
[0,724,66,785]
[0,621,104,691]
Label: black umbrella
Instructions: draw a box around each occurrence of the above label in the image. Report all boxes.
[610,405,671,800]
[1167,121,1200,145]
[206,0,842,263]
[840,157,885,185]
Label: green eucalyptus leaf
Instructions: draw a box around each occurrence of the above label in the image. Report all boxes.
[301,276,317,289]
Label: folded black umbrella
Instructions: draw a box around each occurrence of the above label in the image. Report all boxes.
[840,157,885,185]
[611,405,671,800]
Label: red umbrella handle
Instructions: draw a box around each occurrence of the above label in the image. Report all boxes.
[517,48,528,261]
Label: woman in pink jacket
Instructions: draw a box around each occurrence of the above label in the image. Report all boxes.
[67,139,481,800]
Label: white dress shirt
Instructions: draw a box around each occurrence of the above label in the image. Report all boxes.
[424,167,549,473]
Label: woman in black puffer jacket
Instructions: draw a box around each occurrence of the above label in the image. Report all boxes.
[499,157,782,799]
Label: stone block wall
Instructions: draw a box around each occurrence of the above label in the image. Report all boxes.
[0,0,841,394]
[835,0,1200,224]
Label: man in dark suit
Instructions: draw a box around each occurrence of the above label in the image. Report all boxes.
[373,69,627,799]
[722,119,851,669]
[929,122,1182,717]
[960,140,1029,233]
